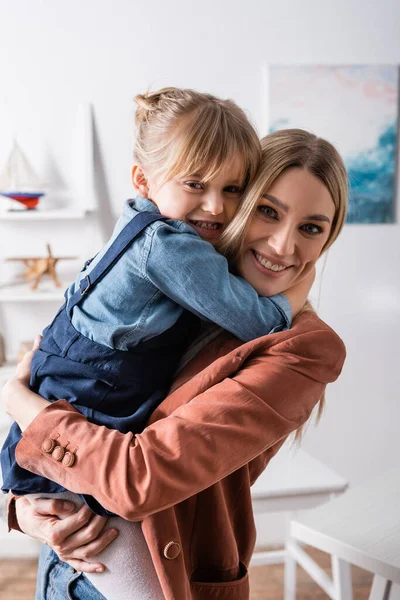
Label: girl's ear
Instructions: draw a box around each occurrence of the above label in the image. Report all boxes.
[132,165,150,197]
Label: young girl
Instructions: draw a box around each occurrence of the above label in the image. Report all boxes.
[1,88,309,518]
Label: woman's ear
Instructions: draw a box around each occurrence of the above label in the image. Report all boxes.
[132,165,150,197]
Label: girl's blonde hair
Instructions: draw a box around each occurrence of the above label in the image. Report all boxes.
[217,129,348,439]
[133,87,261,190]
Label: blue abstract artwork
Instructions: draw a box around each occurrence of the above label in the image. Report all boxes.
[268,65,399,223]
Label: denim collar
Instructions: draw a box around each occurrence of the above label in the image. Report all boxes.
[127,195,160,215]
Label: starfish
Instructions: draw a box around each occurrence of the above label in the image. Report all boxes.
[7,244,77,290]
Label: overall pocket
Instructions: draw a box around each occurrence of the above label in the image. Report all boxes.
[33,353,117,410]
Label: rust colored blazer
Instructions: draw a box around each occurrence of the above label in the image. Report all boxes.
[10,311,345,600]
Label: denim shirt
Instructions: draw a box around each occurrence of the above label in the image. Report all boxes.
[68,197,291,350]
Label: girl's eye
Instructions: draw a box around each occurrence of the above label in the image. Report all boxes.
[224,185,242,194]
[259,205,278,219]
[301,223,323,235]
[185,181,203,190]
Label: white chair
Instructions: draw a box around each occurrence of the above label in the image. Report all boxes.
[250,442,348,600]
[289,467,400,600]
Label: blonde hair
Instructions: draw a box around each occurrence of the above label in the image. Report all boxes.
[133,87,261,190]
[217,129,348,439]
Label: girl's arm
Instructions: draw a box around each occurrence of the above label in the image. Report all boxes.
[13,319,345,521]
[143,223,303,340]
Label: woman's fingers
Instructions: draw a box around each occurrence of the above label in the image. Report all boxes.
[32,497,76,517]
[45,504,100,549]
[15,496,116,574]
[56,513,110,555]
[59,527,119,567]
[32,335,42,351]
[15,351,34,383]
[14,335,41,383]
[60,557,106,574]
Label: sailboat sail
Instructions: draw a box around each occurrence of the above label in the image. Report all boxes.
[0,142,43,192]
[0,142,45,208]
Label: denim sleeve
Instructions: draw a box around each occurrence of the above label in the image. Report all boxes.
[144,224,292,342]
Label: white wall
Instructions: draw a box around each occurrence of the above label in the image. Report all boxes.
[0,0,399,546]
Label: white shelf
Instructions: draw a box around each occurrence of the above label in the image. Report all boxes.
[0,282,65,302]
[0,207,89,221]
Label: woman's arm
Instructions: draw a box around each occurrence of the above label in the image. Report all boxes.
[13,320,345,521]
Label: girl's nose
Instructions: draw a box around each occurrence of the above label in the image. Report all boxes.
[202,192,224,215]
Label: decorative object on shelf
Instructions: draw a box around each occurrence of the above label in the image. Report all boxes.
[0,334,5,366]
[0,141,45,210]
[17,340,34,362]
[267,64,398,223]
[6,244,77,290]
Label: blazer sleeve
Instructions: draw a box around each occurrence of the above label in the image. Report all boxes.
[15,326,345,521]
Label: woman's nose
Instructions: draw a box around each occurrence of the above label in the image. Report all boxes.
[268,227,295,256]
[202,192,224,215]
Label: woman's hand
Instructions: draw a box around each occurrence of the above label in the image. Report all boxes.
[15,496,119,573]
[1,336,50,431]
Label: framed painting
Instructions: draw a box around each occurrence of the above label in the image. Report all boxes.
[266,65,399,223]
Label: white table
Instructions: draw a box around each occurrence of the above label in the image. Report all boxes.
[290,467,400,600]
[250,443,348,599]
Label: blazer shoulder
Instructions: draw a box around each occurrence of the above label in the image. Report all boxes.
[239,309,346,385]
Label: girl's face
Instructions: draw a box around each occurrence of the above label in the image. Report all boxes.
[147,157,245,243]
[237,168,336,296]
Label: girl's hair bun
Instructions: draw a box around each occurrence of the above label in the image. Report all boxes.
[134,87,178,125]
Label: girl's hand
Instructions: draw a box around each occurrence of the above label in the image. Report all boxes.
[283,266,316,317]
[15,496,119,573]
[1,336,50,431]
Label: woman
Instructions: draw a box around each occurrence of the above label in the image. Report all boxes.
[4,129,347,600]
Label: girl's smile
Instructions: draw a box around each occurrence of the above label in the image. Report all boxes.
[187,218,224,240]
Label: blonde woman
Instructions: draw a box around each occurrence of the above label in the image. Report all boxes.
[5,129,348,600]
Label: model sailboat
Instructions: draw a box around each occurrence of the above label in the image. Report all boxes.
[0,142,45,209]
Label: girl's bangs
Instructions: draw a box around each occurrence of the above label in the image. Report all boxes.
[164,111,248,184]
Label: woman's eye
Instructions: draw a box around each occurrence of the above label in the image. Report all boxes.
[259,205,278,219]
[301,223,323,235]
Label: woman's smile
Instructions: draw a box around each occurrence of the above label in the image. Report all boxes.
[252,249,293,275]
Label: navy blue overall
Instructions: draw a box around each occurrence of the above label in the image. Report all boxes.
[1,211,200,515]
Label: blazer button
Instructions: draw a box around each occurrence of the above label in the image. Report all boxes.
[42,438,57,454]
[52,445,65,462]
[163,541,181,560]
[62,451,76,468]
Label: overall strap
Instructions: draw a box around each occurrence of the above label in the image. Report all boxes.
[68,211,165,313]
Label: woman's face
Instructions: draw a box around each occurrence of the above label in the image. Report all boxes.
[237,167,336,296]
